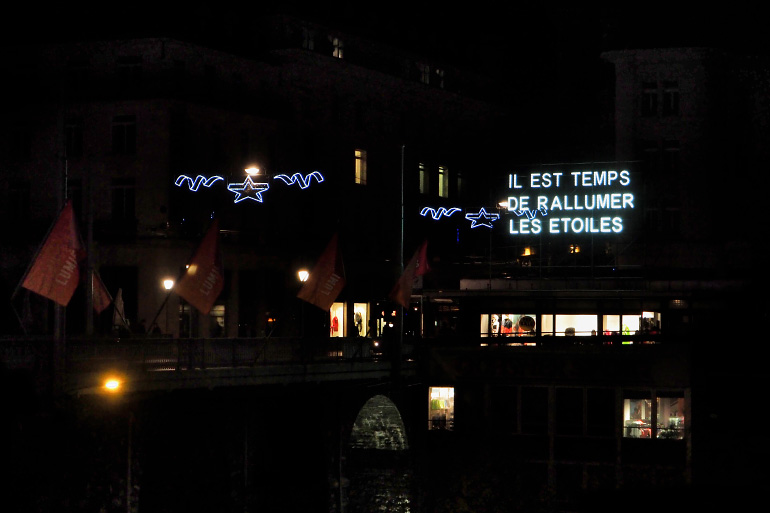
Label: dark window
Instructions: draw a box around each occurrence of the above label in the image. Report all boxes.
[521,387,548,434]
[555,388,583,435]
[7,181,31,224]
[65,117,83,160]
[587,388,615,437]
[112,115,136,155]
[662,81,680,116]
[641,82,658,117]
[662,140,680,174]
[111,178,136,226]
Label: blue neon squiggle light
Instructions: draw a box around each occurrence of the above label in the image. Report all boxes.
[465,208,500,229]
[273,171,325,189]
[513,206,548,219]
[227,176,270,203]
[420,207,462,220]
[174,175,224,191]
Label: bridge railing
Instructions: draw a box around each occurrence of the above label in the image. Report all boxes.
[65,336,379,373]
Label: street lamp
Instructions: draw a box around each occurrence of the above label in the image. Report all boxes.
[163,278,174,290]
[298,269,309,282]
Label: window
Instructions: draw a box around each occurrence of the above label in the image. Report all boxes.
[662,81,680,116]
[6,181,30,223]
[354,149,367,185]
[428,386,454,430]
[117,56,142,91]
[663,140,680,174]
[602,312,660,342]
[657,395,685,439]
[641,81,658,117]
[418,162,428,194]
[456,170,464,198]
[480,313,536,340]
[301,27,315,50]
[438,165,449,197]
[111,178,136,226]
[209,304,225,337]
[331,36,344,58]
[65,117,83,160]
[330,302,345,337]
[541,314,597,336]
[112,115,136,155]
[623,392,685,439]
[418,63,430,84]
[434,68,445,89]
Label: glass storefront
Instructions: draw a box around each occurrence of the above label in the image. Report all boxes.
[478,312,661,340]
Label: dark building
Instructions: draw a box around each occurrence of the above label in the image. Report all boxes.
[1,9,767,513]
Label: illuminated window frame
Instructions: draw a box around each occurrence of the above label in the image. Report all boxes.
[438,165,449,198]
[623,391,685,440]
[355,149,367,185]
[331,36,344,59]
[419,162,428,194]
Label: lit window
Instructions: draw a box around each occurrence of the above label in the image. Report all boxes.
[209,305,225,337]
[481,314,536,340]
[419,162,428,194]
[331,37,344,58]
[330,302,345,337]
[418,63,430,84]
[623,393,685,439]
[354,149,367,185]
[428,386,454,430]
[541,314,597,336]
[434,68,445,88]
[657,395,685,439]
[623,396,653,438]
[438,165,449,197]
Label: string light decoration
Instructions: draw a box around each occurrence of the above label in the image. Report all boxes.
[174,175,224,191]
[420,207,462,220]
[274,171,324,189]
[465,208,500,228]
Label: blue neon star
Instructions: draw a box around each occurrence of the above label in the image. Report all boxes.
[465,207,500,228]
[227,176,269,203]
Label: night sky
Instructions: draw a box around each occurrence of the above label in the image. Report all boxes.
[5,2,768,72]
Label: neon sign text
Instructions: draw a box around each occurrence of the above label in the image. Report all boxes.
[507,168,635,235]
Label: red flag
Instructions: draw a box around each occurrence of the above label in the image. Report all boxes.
[175,220,224,315]
[92,271,113,314]
[389,240,429,308]
[21,201,84,306]
[298,233,346,311]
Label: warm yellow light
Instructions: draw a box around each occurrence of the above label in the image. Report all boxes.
[523,247,532,257]
[298,269,309,282]
[104,379,121,391]
[163,279,175,290]
[245,166,260,176]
